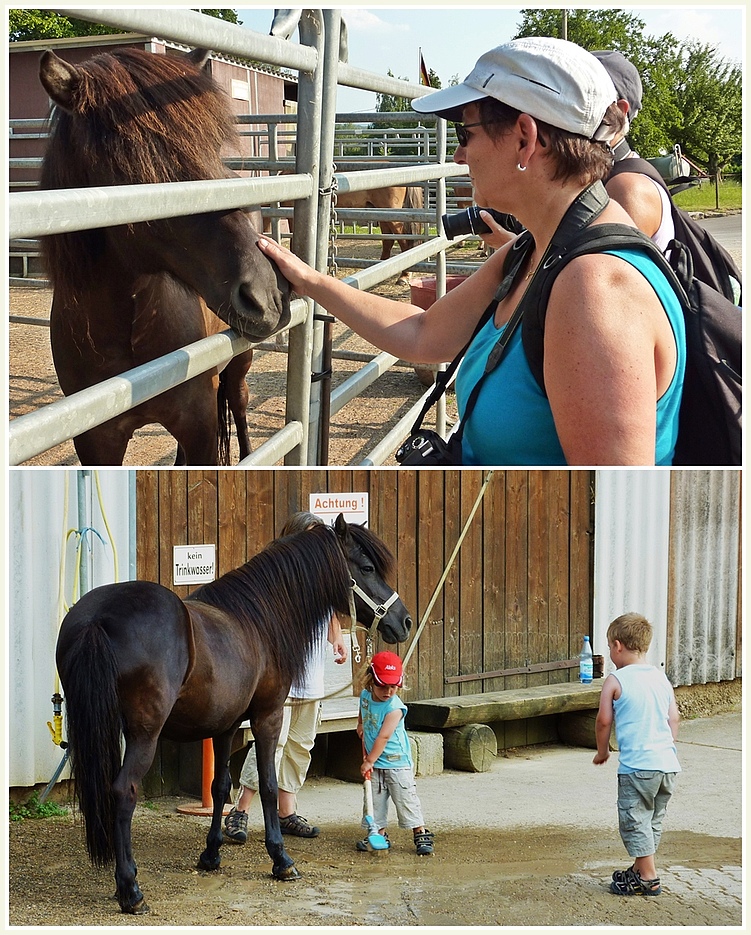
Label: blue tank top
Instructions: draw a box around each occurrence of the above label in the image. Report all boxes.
[455,249,686,465]
[612,664,681,774]
[359,690,412,770]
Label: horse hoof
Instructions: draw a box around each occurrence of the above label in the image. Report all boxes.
[198,852,222,872]
[122,899,150,915]
[273,864,301,882]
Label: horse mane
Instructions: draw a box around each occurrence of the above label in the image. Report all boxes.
[186,526,351,688]
[40,47,237,291]
[346,522,395,582]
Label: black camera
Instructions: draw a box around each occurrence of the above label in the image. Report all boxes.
[441,207,523,240]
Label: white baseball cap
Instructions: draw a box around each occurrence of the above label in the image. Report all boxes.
[412,36,618,141]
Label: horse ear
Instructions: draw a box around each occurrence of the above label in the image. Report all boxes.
[186,48,212,71]
[334,513,347,540]
[39,50,80,113]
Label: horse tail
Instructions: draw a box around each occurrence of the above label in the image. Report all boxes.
[402,185,424,236]
[216,372,232,465]
[60,621,122,867]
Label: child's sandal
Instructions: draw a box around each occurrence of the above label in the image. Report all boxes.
[610,867,661,896]
[414,829,434,856]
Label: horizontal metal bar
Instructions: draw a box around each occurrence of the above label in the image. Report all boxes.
[334,163,467,195]
[53,8,317,72]
[238,421,304,466]
[9,174,313,239]
[329,351,400,416]
[9,298,307,465]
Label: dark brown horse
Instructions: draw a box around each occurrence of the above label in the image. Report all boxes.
[55,516,412,914]
[38,47,291,465]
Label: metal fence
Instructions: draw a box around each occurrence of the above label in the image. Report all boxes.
[8,8,476,467]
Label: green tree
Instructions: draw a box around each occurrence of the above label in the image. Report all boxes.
[9,9,240,41]
[670,41,742,178]
[514,9,741,172]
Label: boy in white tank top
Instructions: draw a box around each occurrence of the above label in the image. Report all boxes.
[593,612,681,896]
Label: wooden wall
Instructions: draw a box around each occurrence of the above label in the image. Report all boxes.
[136,469,594,705]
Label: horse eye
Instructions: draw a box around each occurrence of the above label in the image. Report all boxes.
[360,564,375,575]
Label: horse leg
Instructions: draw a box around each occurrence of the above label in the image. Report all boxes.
[72,422,132,466]
[254,720,300,881]
[221,350,253,462]
[198,733,234,871]
[379,222,395,262]
[111,736,160,914]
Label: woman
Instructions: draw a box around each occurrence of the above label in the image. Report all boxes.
[259,37,686,465]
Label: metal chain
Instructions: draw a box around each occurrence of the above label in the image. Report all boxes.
[327,163,339,277]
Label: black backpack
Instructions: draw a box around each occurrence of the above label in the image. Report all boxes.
[608,157,742,305]
[514,219,742,467]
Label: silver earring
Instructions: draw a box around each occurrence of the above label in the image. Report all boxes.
[517,163,527,172]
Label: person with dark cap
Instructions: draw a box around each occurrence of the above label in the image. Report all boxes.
[595,49,741,304]
[591,50,675,251]
[258,36,687,466]
[356,651,434,855]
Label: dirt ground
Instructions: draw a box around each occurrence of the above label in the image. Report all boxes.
[8,710,743,928]
[8,241,476,467]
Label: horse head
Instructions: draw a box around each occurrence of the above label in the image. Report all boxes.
[38,47,290,342]
[333,514,412,645]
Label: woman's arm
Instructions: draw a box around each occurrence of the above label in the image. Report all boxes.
[543,251,677,465]
[258,235,510,364]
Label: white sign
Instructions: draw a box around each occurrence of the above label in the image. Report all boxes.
[309,492,369,527]
[173,544,216,585]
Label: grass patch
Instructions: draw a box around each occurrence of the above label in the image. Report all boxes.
[9,790,68,822]
[673,179,742,213]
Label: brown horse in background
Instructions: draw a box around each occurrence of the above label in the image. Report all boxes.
[38,47,290,465]
[335,184,425,261]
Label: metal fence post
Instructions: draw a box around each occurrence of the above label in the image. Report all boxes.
[283,9,325,465]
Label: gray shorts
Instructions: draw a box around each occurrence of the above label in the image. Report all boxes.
[617,770,677,858]
[366,767,425,832]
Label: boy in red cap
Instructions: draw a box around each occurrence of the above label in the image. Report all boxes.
[356,651,434,855]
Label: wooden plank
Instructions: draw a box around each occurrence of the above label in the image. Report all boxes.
[416,470,445,701]
[245,469,275,556]
[370,468,399,655]
[569,471,594,656]
[136,470,159,581]
[459,471,483,695]
[504,472,529,690]
[161,471,188,595]
[548,471,572,684]
[482,471,505,693]
[442,471,461,691]
[396,470,419,685]
[218,471,246,574]
[406,682,603,729]
[527,471,548,689]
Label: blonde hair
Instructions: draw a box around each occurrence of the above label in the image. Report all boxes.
[607,612,653,653]
[280,511,324,537]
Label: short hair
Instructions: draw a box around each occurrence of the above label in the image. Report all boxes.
[607,612,653,653]
[477,97,624,187]
[280,511,324,537]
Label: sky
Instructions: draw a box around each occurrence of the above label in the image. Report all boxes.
[235,6,745,113]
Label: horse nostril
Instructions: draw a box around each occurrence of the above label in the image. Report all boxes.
[405,616,413,631]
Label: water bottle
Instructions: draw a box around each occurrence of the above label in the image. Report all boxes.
[579,636,594,684]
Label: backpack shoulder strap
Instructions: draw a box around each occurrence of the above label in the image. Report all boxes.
[608,156,670,192]
[520,222,689,394]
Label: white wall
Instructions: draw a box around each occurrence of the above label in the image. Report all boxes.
[8,470,135,787]
[593,470,672,675]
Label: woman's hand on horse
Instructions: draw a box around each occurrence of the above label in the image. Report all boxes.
[257,237,321,295]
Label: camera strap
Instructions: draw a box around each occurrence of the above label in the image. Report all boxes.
[405,241,530,441]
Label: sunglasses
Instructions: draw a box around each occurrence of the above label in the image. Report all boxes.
[454,120,500,147]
